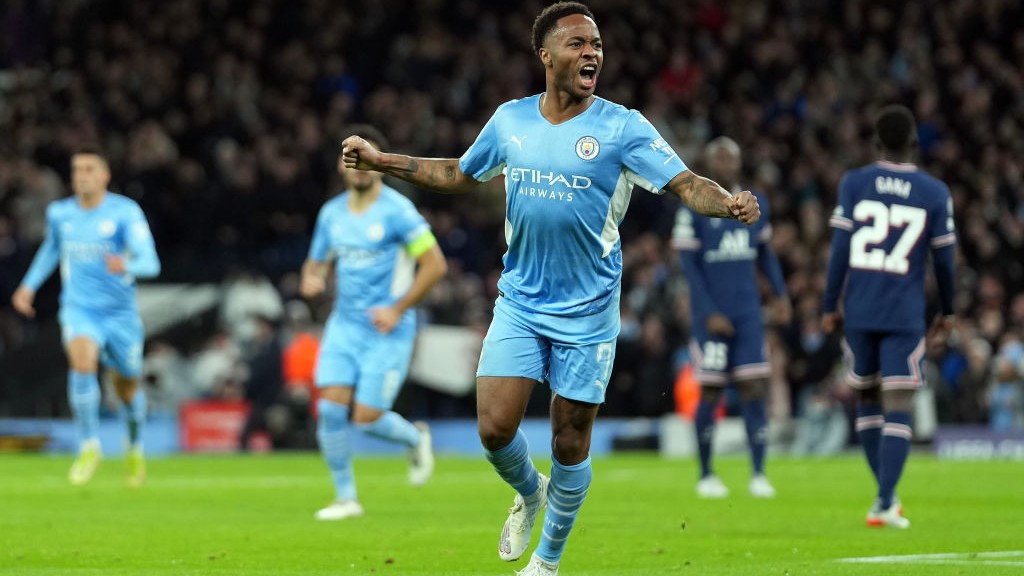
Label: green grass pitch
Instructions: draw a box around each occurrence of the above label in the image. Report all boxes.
[1,451,1021,575]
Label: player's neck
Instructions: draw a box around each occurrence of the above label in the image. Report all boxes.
[878,151,915,165]
[348,185,381,213]
[76,190,106,210]
[539,91,594,124]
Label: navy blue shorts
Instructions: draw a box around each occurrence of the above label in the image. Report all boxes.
[689,312,769,385]
[842,329,925,390]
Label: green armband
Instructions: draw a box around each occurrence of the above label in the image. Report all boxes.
[405,230,438,259]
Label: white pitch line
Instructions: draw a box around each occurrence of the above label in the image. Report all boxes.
[836,551,1024,565]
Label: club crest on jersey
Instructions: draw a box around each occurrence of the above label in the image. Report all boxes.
[575,136,600,160]
[98,220,117,237]
[367,223,385,242]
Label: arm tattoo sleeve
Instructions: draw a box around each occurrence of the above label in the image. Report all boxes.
[383,155,464,192]
[676,172,732,218]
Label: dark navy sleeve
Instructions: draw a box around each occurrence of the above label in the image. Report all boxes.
[931,244,956,316]
[676,213,720,317]
[823,175,854,313]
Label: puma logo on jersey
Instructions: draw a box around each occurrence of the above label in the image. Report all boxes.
[509,135,527,150]
[876,176,911,198]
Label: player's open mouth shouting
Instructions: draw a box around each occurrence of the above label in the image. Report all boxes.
[580,63,598,90]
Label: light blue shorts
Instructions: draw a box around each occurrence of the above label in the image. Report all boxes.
[476,296,619,405]
[59,306,145,378]
[315,312,416,410]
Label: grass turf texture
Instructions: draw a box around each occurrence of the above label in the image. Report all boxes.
[0,452,1020,575]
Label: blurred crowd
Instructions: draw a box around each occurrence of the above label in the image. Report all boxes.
[2,0,1023,436]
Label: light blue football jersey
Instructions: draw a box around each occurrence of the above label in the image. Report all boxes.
[308,185,431,318]
[21,192,160,312]
[460,94,687,317]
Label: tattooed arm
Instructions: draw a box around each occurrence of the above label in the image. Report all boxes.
[665,170,761,224]
[341,136,478,194]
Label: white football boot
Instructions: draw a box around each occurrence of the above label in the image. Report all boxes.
[499,474,549,561]
[516,554,559,576]
[748,474,776,498]
[696,474,729,499]
[315,499,364,521]
[408,421,434,486]
[69,439,102,486]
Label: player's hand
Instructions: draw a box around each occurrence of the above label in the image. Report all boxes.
[706,313,735,337]
[821,312,843,334]
[369,306,401,334]
[928,314,957,341]
[105,254,126,274]
[770,297,793,326]
[729,191,760,224]
[299,273,326,298]
[341,136,383,171]
[11,285,36,318]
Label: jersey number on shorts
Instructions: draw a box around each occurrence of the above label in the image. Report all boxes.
[702,342,728,371]
[849,200,926,274]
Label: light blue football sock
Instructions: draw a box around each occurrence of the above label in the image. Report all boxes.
[484,428,541,505]
[68,371,101,445]
[123,387,147,449]
[316,399,356,501]
[535,455,592,564]
[356,411,421,449]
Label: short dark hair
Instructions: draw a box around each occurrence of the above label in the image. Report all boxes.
[531,2,595,54]
[71,145,110,168]
[343,124,389,152]
[874,105,917,152]
[73,145,107,160]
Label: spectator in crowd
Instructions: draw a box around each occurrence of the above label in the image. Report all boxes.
[238,315,285,451]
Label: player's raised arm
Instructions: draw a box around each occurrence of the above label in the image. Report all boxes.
[341,136,478,195]
[666,170,761,225]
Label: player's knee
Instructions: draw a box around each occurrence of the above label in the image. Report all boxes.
[477,419,517,452]
[882,389,916,412]
[858,386,882,404]
[699,386,724,404]
[111,374,138,403]
[551,432,590,465]
[737,379,768,401]
[350,404,383,424]
[318,385,352,405]
[65,337,99,371]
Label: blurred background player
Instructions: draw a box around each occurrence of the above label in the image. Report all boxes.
[822,104,957,529]
[672,136,790,499]
[339,4,760,573]
[300,125,447,521]
[10,148,161,487]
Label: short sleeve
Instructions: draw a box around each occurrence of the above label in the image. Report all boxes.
[459,110,506,182]
[620,111,688,194]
